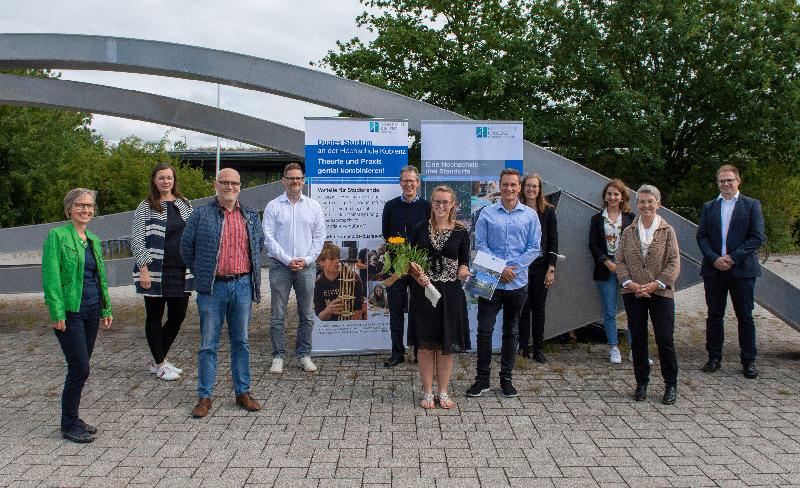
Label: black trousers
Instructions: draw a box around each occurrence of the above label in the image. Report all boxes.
[703,274,757,362]
[623,293,678,387]
[518,261,549,353]
[387,276,411,358]
[476,286,528,382]
[54,308,100,431]
[144,295,189,364]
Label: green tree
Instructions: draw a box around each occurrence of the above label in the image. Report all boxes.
[0,70,101,227]
[322,0,800,249]
[1,69,213,227]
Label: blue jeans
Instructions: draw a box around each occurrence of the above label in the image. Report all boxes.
[268,258,315,358]
[54,308,100,431]
[196,274,253,398]
[596,274,632,346]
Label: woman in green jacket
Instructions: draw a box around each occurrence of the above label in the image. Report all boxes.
[42,188,113,443]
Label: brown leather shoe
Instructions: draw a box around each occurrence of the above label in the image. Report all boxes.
[191,397,212,418]
[235,392,262,411]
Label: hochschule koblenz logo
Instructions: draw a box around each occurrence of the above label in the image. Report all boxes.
[476,125,516,139]
[369,121,402,134]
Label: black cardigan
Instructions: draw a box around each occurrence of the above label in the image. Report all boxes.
[588,210,635,281]
[382,196,431,240]
[534,206,558,268]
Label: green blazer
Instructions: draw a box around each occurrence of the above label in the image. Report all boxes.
[42,223,112,322]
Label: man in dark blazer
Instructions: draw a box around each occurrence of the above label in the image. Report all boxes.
[696,164,766,379]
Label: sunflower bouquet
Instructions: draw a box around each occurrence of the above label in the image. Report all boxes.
[382,236,430,276]
[382,236,440,306]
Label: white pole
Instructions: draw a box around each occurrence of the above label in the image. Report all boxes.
[215,83,221,175]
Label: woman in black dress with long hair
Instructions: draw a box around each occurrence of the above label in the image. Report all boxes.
[408,185,471,409]
[131,163,194,381]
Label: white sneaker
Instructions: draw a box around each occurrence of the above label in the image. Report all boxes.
[299,356,318,372]
[164,360,183,374]
[148,360,157,374]
[156,365,180,381]
[270,357,284,374]
[609,346,622,364]
[629,351,655,365]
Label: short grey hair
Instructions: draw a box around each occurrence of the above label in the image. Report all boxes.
[636,184,661,203]
[398,165,420,181]
[63,188,97,219]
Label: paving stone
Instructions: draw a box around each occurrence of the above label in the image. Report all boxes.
[1,262,800,486]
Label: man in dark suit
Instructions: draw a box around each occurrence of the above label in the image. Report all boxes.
[696,164,766,379]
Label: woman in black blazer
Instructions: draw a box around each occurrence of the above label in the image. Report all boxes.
[589,179,635,364]
[518,174,558,363]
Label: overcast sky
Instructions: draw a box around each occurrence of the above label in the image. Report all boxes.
[0,0,375,149]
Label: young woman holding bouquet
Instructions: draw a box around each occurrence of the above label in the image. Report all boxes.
[408,185,471,409]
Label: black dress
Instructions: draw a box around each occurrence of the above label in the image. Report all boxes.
[161,201,188,297]
[408,222,471,354]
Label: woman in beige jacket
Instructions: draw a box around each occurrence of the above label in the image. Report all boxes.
[616,184,680,405]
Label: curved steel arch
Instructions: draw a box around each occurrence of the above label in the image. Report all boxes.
[0,33,797,332]
[0,74,304,156]
[0,33,615,219]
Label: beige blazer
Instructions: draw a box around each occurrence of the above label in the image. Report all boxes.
[616,216,680,298]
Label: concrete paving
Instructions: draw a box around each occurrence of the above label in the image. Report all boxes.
[1,256,799,487]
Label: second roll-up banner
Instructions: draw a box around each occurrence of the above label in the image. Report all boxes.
[421,120,524,351]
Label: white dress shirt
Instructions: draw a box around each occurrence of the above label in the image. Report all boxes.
[262,192,327,267]
[719,191,739,256]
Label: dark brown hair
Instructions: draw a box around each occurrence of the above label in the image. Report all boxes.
[148,163,187,212]
[284,162,304,176]
[520,173,553,214]
[601,179,632,213]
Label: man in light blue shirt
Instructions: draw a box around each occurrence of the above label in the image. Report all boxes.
[262,163,327,374]
[467,168,541,398]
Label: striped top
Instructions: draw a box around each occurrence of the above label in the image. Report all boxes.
[131,198,194,296]
[217,202,251,275]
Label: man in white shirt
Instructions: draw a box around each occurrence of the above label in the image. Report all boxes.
[262,163,327,373]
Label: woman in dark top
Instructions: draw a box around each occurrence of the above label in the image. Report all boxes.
[589,179,636,364]
[131,163,194,381]
[408,185,471,409]
[517,174,558,363]
[42,188,113,443]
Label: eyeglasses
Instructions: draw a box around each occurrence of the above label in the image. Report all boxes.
[432,200,453,207]
[283,176,304,182]
[217,180,241,187]
[718,178,737,185]
[73,203,96,210]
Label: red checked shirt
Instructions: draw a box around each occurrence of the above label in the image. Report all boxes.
[216,202,251,276]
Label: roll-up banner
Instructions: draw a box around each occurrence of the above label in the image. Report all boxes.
[306,118,409,355]
[421,121,524,350]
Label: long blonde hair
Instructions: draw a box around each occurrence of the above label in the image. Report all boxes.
[429,185,460,239]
